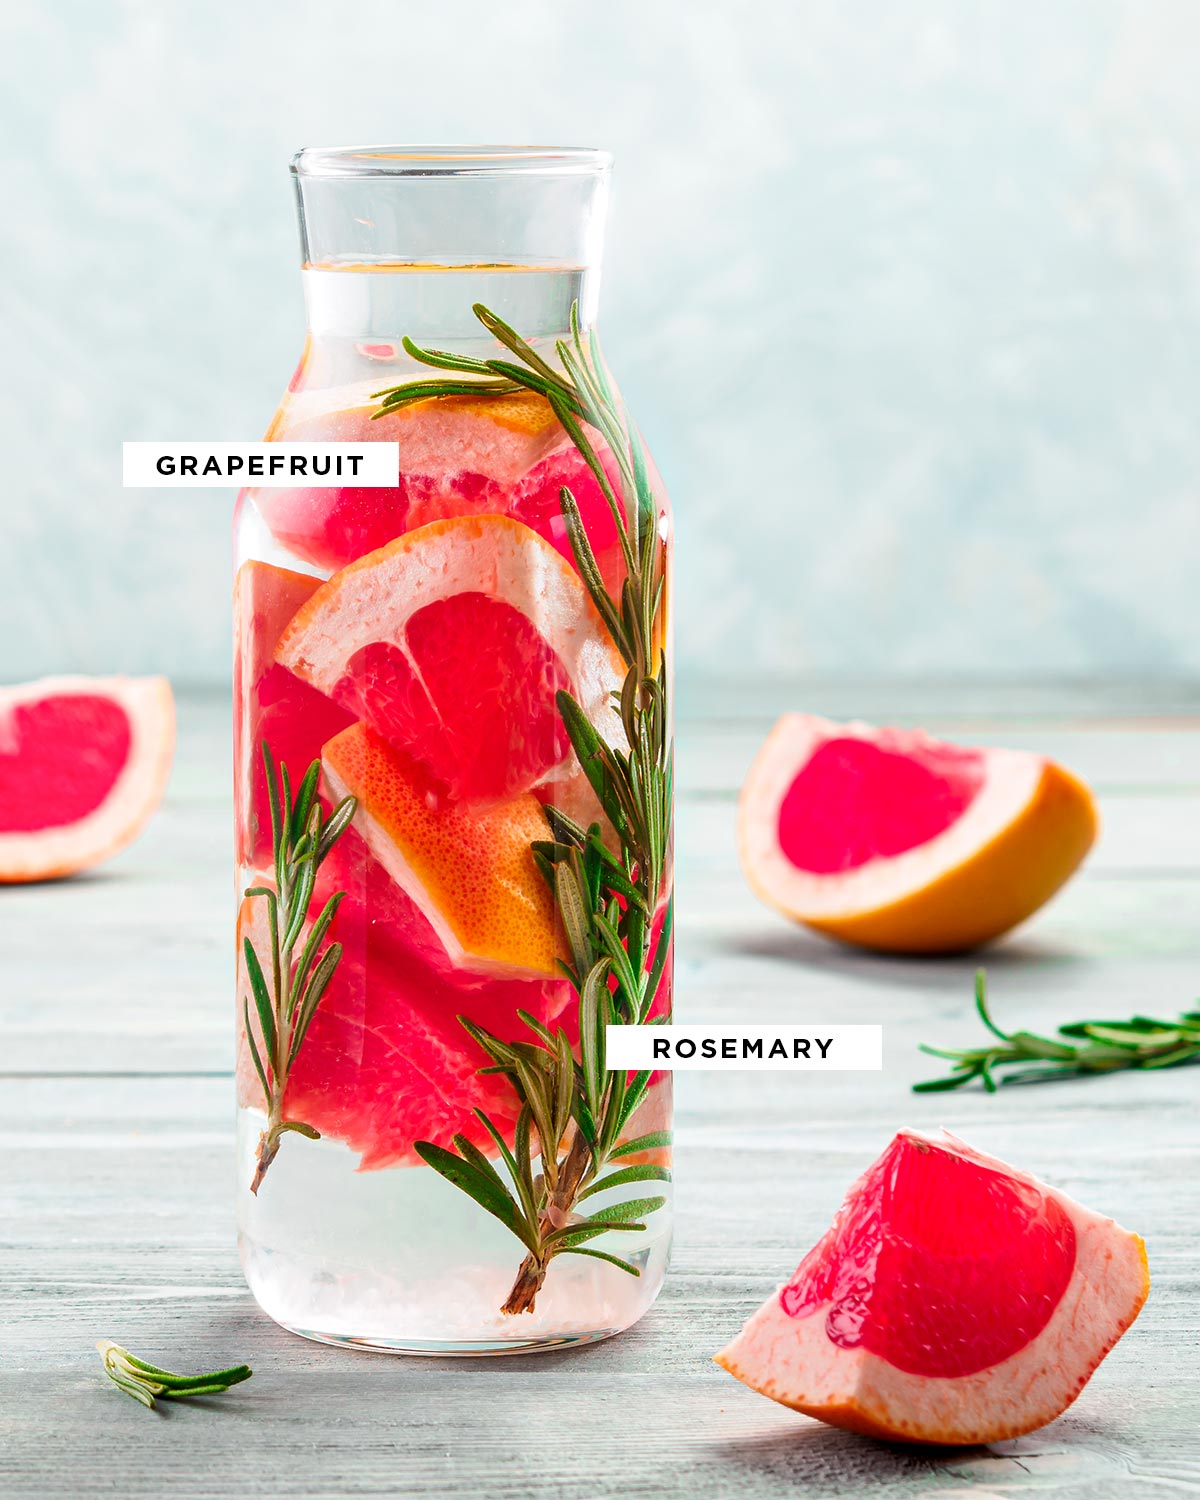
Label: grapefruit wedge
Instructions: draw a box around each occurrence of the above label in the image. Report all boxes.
[715,1129,1148,1445]
[0,675,174,883]
[323,721,561,979]
[255,392,625,588]
[277,513,625,806]
[739,715,1098,953]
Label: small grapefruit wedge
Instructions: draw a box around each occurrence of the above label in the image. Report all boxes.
[233,559,354,866]
[323,721,561,979]
[256,393,625,587]
[738,715,1098,953]
[0,675,174,883]
[278,513,625,805]
[715,1129,1148,1445]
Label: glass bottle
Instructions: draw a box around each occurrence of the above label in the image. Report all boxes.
[233,146,674,1354]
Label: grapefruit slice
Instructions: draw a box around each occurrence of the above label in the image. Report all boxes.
[233,560,354,866]
[0,675,174,883]
[254,393,625,588]
[715,1129,1148,1445]
[236,829,572,1168]
[738,715,1098,953]
[323,721,561,979]
[277,513,625,805]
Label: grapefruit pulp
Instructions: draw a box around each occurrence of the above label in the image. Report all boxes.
[738,715,1098,952]
[715,1129,1148,1445]
[0,675,174,882]
[253,393,625,588]
[322,722,561,979]
[233,560,354,866]
[276,513,625,806]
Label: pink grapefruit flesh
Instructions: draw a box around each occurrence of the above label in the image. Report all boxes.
[322,722,562,979]
[331,593,572,805]
[233,560,355,867]
[739,715,1098,953]
[0,676,174,883]
[276,513,625,807]
[715,1129,1149,1445]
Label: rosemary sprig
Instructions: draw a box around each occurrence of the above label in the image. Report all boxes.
[96,1341,251,1411]
[243,742,356,1193]
[916,970,1200,1092]
[374,304,673,1314]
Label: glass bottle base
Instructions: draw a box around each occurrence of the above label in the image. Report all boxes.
[240,1228,670,1357]
[269,1321,628,1357]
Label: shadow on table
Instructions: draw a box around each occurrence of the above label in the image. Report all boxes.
[712,1422,1055,1494]
[717,927,1084,986]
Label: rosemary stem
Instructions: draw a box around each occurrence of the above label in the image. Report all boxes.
[503,1125,593,1315]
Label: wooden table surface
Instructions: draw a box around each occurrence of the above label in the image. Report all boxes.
[3,684,1197,1498]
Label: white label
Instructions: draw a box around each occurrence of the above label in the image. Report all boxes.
[605,1024,883,1072]
[122,441,400,488]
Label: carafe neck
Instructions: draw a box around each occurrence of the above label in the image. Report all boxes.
[291,146,610,344]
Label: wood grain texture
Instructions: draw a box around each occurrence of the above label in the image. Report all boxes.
[1,687,1197,1498]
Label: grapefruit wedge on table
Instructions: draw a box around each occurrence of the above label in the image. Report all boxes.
[0,675,173,882]
[254,391,626,589]
[276,512,625,806]
[739,715,1098,952]
[716,1129,1148,1445]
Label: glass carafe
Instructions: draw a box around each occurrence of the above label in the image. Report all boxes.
[233,146,674,1354]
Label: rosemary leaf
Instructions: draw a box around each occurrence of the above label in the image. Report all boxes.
[243,939,276,1066]
[555,863,597,979]
[543,804,588,848]
[471,304,571,387]
[97,1342,251,1411]
[580,1193,667,1226]
[558,1246,641,1276]
[413,1141,539,1255]
[609,1129,672,1160]
[579,962,611,1122]
[577,1163,671,1201]
[289,761,321,842]
[243,999,269,1102]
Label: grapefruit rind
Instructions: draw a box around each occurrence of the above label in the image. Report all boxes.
[277,513,626,790]
[323,722,562,980]
[0,675,175,883]
[715,1129,1149,1446]
[738,714,1099,953]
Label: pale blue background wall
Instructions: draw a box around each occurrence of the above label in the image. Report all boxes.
[3,0,1198,687]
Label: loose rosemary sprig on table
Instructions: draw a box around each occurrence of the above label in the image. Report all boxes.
[373,304,673,1314]
[96,1342,251,1411]
[915,970,1200,1092]
[242,743,356,1194]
